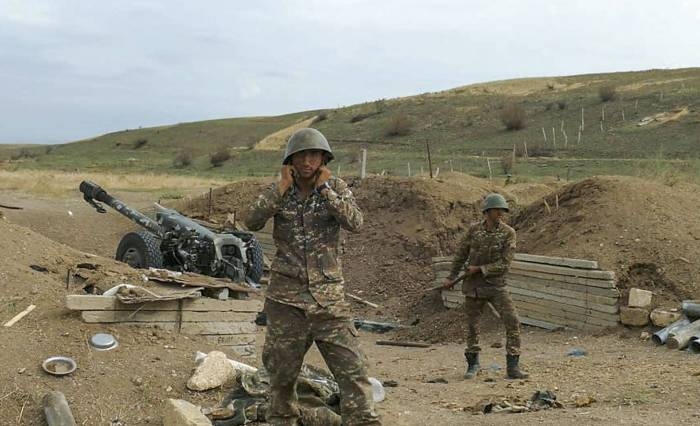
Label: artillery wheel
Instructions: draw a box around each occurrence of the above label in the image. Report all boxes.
[116,231,163,269]
[246,237,265,283]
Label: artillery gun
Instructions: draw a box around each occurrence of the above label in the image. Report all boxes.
[79,180,264,284]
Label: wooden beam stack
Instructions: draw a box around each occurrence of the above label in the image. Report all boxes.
[66,295,262,358]
[432,253,620,330]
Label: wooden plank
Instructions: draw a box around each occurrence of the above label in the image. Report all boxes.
[511,261,615,281]
[516,303,611,327]
[512,298,619,326]
[224,345,256,358]
[444,300,462,309]
[182,311,254,322]
[509,286,618,314]
[66,295,262,312]
[506,272,620,297]
[181,322,257,335]
[435,254,600,270]
[82,310,179,323]
[507,269,616,289]
[507,278,619,306]
[432,262,455,270]
[3,304,36,327]
[511,295,619,323]
[516,307,614,330]
[519,311,605,331]
[442,294,465,304]
[513,253,599,270]
[519,316,561,330]
[202,334,256,346]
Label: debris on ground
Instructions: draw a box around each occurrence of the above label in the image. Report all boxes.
[163,399,211,426]
[567,348,587,357]
[187,351,237,391]
[354,319,403,333]
[472,390,563,414]
[650,308,683,327]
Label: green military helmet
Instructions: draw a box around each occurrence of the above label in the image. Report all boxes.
[282,128,334,165]
[481,193,509,212]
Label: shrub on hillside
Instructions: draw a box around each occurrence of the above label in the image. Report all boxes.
[133,138,149,149]
[209,148,231,167]
[557,100,567,110]
[10,148,39,161]
[385,113,412,136]
[500,105,526,131]
[173,150,194,168]
[598,85,617,102]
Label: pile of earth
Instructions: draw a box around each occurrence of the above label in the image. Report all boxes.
[513,176,700,305]
[0,217,251,424]
[178,173,514,320]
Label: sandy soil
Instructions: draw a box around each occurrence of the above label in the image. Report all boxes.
[1,176,700,425]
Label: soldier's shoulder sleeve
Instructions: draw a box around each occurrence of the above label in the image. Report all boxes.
[244,183,283,231]
[324,177,363,233]
[503,223,517,247]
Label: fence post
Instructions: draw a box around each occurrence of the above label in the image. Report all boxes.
[360,148,367,179]
[426,140,433,179]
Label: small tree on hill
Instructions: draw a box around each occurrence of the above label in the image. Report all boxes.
[209,148,231,167]
[500,105,526,131]
[598,85,617,102]
[385,113,412,136]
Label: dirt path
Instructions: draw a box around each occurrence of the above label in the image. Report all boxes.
[254,115,321,150]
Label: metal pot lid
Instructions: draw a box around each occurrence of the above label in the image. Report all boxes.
[42,356,77,376]
[89,333,118,350]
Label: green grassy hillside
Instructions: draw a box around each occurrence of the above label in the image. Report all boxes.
[2,68,698,182]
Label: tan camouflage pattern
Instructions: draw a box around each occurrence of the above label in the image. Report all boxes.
[449,220,522,356]
[245,176,362,312]
[463,289,522,355]
[448,220,516,296]
[246,177,379,426]
[262,299,380,426]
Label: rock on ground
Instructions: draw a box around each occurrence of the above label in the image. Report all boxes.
[187,350,236,391]
[163,399,212,426]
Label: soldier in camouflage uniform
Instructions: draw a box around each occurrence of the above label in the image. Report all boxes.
[443,193,529,380]
[245,128,381,426]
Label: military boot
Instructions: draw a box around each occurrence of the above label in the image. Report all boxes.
[506,354,529,379]
[463,353,480,379]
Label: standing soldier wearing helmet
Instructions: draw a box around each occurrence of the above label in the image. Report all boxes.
[443,193,529,380]
[245,128,381,426]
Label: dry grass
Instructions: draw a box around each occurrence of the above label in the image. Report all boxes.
[0,170,227,197]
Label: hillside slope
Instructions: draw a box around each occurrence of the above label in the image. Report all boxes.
[3,68,699,180]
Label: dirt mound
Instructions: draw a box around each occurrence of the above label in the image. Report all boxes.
[0,217,249,424]
[513,176,700,304]
[178,173,512,320]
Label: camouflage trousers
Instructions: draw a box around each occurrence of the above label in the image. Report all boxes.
[262,298,381,426]
[463,289,522,356]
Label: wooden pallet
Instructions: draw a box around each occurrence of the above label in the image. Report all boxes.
[432,254,620,330]
[66,295,261,357]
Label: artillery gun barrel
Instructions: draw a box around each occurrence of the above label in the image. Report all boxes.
[79,180,164,237]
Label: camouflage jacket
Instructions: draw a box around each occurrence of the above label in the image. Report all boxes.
[448,220,516,297]
[245,177,363,311]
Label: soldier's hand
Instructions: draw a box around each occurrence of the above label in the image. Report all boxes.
[278,165,295,195]
[315,166,332,188]
[467,266,481,274]
[442,277,455,289]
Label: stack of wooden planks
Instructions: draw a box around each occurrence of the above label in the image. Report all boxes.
[433,253,620,330]
[66,295,262,358]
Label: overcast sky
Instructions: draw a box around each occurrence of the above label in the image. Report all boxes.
[1,0,698,143]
